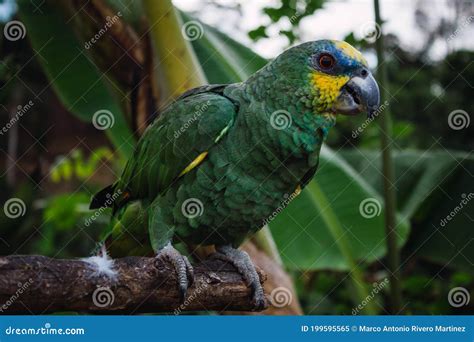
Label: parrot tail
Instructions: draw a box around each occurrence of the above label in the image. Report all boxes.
[89,184,118,210]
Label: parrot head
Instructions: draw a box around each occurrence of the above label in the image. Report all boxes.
[268,40,380,118]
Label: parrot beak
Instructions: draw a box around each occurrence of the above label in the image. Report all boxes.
[332,70,380,119]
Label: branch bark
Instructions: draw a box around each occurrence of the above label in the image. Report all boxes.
[0,255,267,314]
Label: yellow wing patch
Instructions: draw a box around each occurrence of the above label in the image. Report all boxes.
[294,185,302,196]
[311,72,349,111]
[333,41,368,66]
[178,152,208,177]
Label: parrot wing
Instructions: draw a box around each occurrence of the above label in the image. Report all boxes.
[114,85,238,207]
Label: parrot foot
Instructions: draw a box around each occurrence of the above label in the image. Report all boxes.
[155,244,194,302]
[212,245,266,310]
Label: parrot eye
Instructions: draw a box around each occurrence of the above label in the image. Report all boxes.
[318,53,335,70]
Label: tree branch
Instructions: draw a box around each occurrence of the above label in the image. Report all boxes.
[0,255,267,314]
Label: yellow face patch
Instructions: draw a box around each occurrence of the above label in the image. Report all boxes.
[333,41,368,67]
[311,71,349,111]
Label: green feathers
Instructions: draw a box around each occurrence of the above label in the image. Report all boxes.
[91,40,376,255]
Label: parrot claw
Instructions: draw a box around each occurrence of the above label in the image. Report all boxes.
[212,245,267,310]
[155,244,194,302]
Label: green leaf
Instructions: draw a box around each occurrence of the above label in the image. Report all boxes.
[340,149,471,218]
[43,193,90,231]
[248,26,268,41]
[340,149,474,271]
[185,13,267,84]
[269,147,410,271]
[402,154,474,272]
[18,0,134,158]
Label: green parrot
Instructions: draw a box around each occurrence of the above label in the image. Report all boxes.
[90,40,380,307]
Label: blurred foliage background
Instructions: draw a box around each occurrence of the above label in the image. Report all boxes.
[0,0,473,315]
